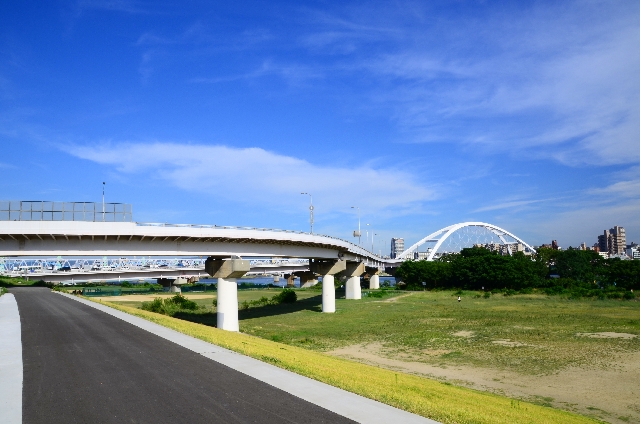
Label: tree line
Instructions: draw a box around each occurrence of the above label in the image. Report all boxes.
[395,247,640,298]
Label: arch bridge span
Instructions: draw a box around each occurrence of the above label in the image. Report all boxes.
[399,222,535,261]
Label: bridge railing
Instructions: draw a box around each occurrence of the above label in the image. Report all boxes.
[134,222,386,262]
[0,201,132,222]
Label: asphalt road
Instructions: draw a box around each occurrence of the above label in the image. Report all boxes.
[12,288,355,424]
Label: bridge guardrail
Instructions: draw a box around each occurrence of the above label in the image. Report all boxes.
[135,222,386,261]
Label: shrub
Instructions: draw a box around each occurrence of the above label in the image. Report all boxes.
[169,294,198,310]
[483,291,491,299]
[272,288,297,304]
[141,298,165,313]
[623,291,636,300]
[237,289,298,310]
[141,294,199,315]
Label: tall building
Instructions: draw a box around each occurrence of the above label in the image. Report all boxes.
[390,237,404,259]
[598,230,610,253]
[611,226,626,255]
[598,226,626,255]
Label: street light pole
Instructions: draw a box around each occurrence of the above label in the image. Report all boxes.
[102,182,105,222]
[373,233,377,253]
[351,206,361,244]
[366,223,370,246]
[301,192,314,234]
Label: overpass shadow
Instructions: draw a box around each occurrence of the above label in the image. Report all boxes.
[173,290,346,328]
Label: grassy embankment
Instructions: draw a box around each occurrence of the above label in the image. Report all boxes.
[0,275,49,287]
[97,290,602,424]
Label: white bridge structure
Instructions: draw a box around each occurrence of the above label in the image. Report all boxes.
[0,257,310,283]
[0,201,536,331]
[400,222,536,260]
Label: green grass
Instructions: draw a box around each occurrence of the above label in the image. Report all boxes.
[94,298,599,424]
[0,275,49,287]
[110,288,640,375]
[235,289,640,375]
[106,288,321,309]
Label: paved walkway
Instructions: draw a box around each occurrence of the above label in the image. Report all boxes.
[11,288,436,424]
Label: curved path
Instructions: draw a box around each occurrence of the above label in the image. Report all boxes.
[9,288,433,424]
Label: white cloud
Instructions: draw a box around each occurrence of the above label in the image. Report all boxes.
[69,142,435,213]
[589,167,640,199]
[473,198,554,213]
[349,1,640,166]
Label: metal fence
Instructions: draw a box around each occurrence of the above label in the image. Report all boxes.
[0,201,132,222]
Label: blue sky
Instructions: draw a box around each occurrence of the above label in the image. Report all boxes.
[1,0,639,252]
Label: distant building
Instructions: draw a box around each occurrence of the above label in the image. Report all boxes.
[473,242,526,256]
[413,251,429,260]
[598,226,626,255]
[627,243,640,260]
[579,242,587,250]
[390,238,404,259]
[540,240,561,250]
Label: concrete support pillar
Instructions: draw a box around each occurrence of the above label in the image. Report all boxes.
[217,277,239,331]
[346,276,361,299]
[337,261,365,300]
[285,274,296,287]
[310,259,346,314]
[205,256,250,332]
[299,271,319,288]
[370,274,380,289]
[322,275,335,313]
[156,278,175,288]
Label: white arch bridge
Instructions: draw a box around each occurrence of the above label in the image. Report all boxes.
[399,222,535,260]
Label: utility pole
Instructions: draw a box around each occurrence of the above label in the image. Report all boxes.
[301,192,314,234]
[102,182,105,222]
[351,206,361,244]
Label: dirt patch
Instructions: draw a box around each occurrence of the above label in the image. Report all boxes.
[328,343,640,424]
[95,294,214,302]
[373,293,414,303]
[453,331,474,338]
[422,349,452,356]
[492,340,532,347]
[576,332,637,339]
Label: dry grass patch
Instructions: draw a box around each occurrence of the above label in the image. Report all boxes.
[576,332,637,339]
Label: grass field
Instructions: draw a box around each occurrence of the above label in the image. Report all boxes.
[102,287,640,423]
[96,297,600,424]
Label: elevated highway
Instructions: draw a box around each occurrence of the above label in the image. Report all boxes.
[0,201,536,332]
[0,220,392,268]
